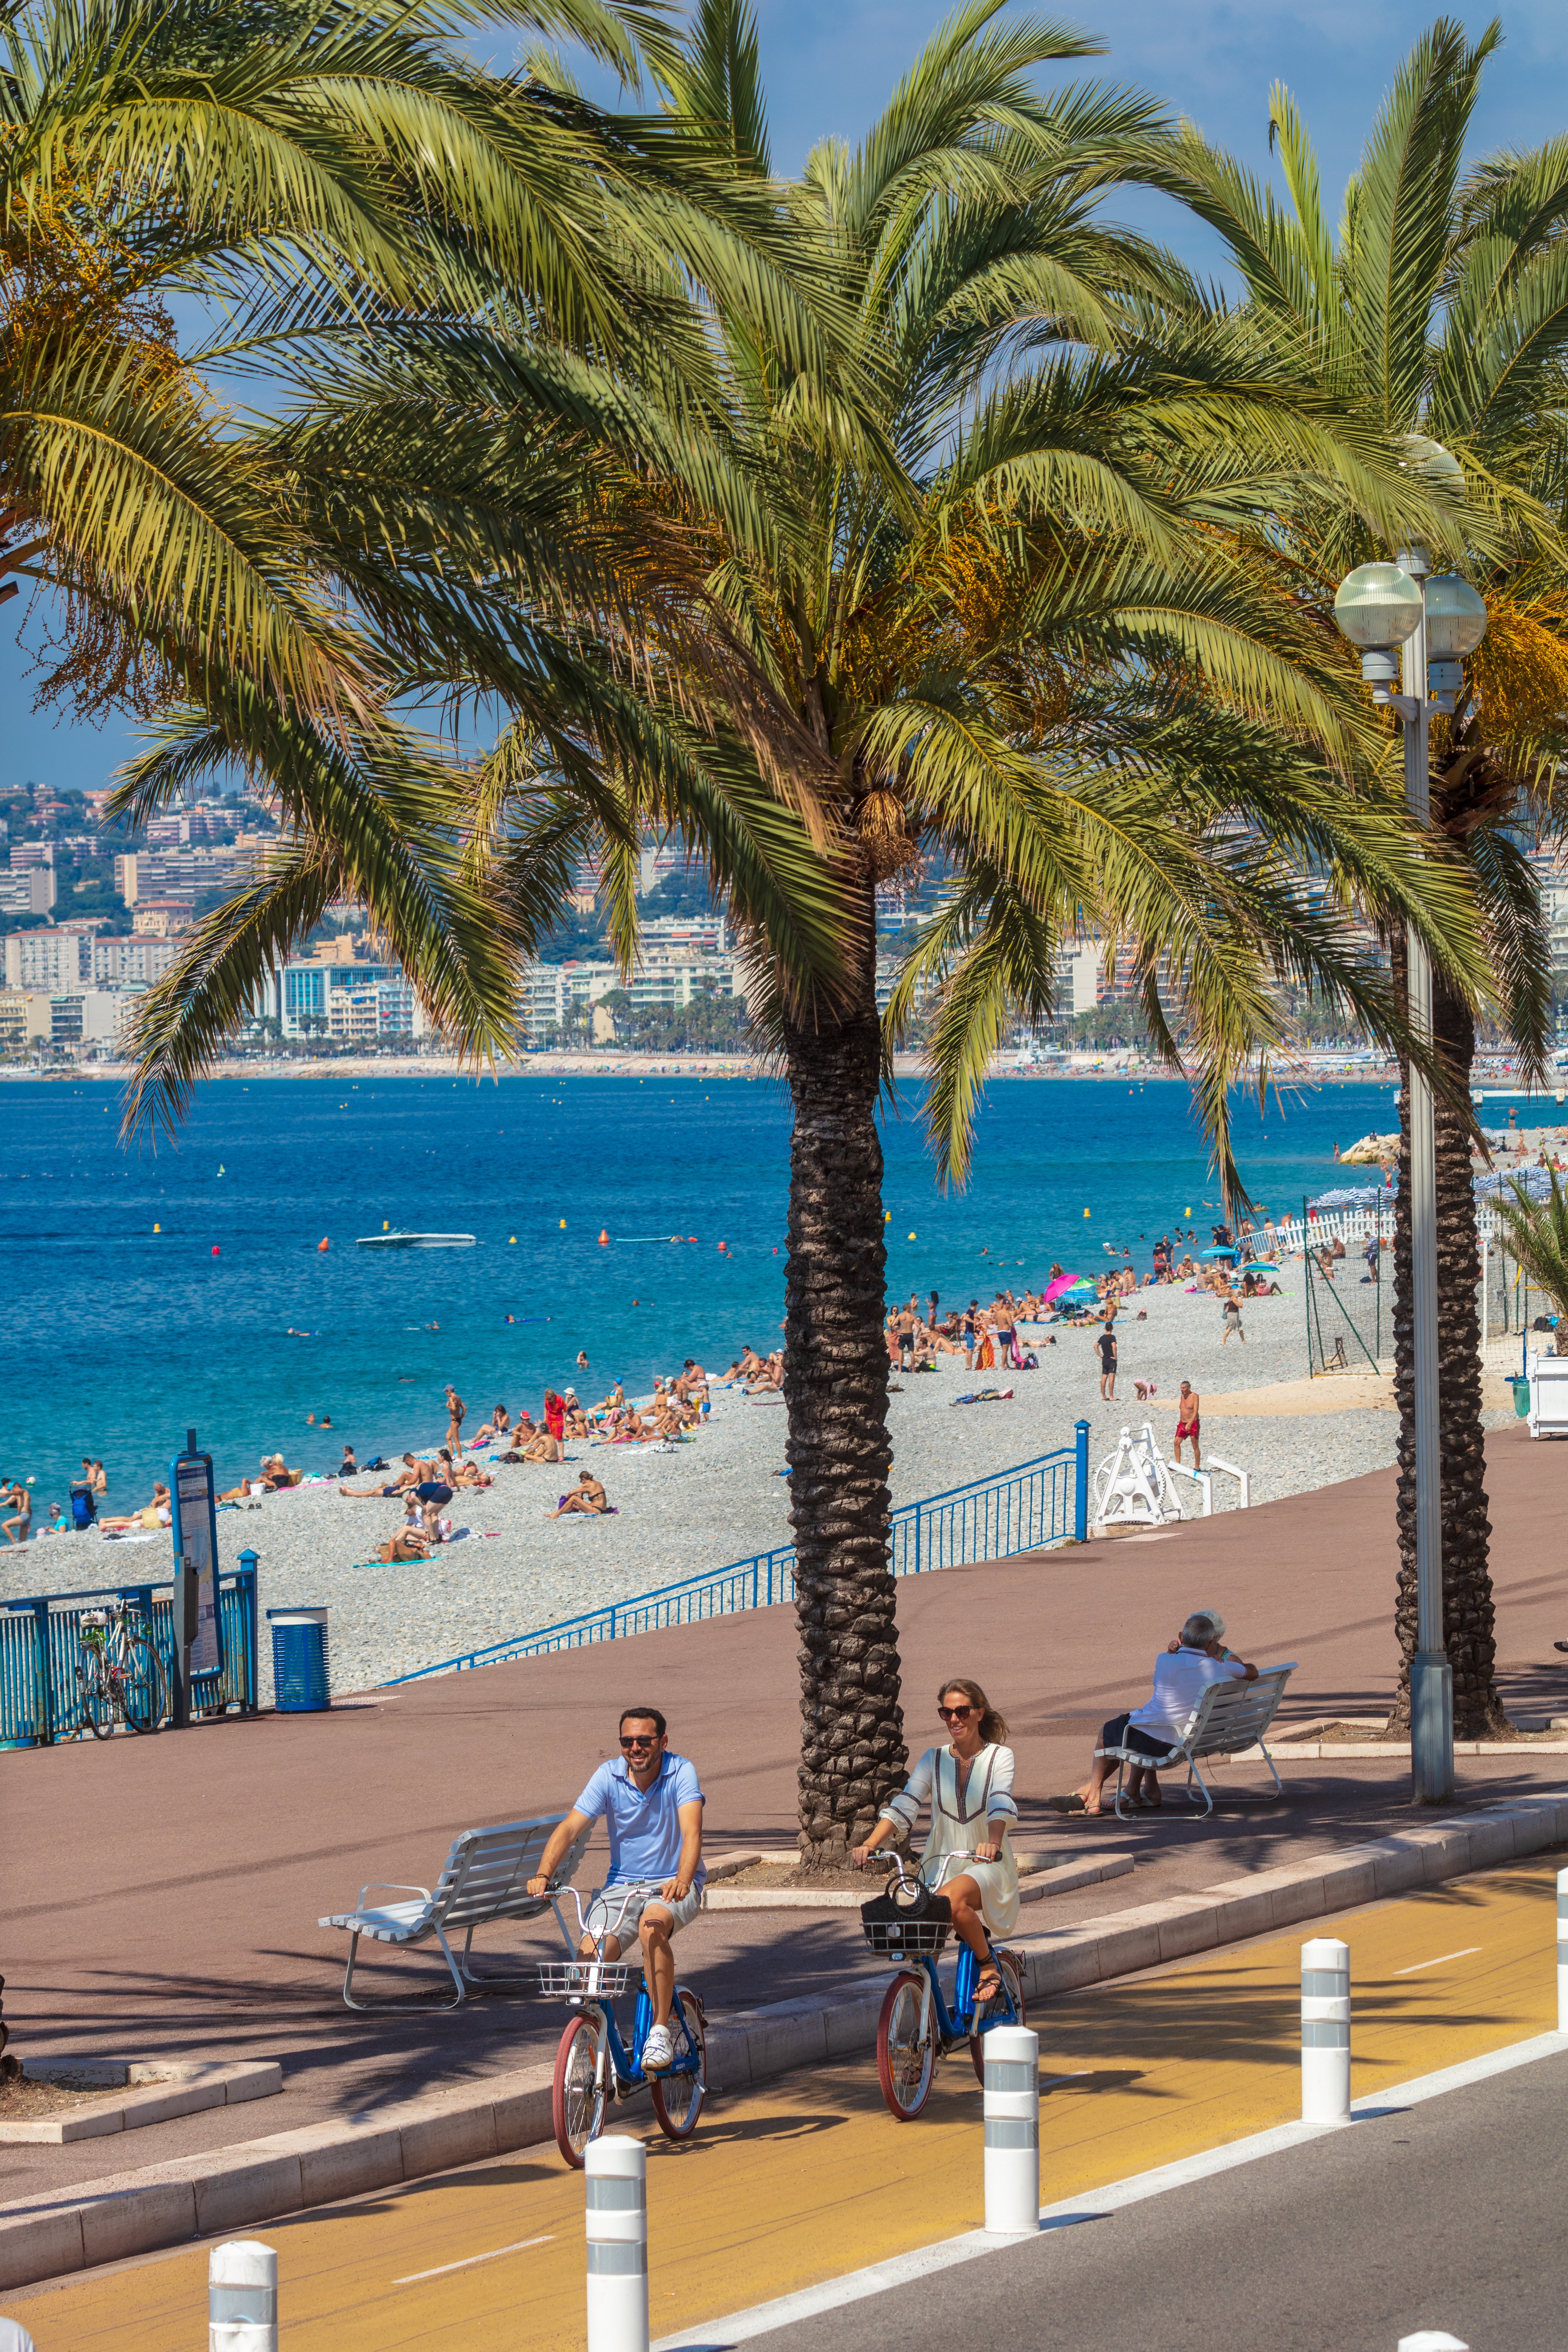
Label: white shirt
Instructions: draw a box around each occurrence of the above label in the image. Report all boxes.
[1128,1647,1247,1745]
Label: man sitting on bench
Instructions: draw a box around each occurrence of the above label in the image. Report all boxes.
[1073,1609,1257,1815]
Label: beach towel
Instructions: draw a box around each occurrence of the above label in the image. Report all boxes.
[951,1388,1014,1407]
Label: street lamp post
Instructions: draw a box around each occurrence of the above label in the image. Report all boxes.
[1333,533,1487,1804]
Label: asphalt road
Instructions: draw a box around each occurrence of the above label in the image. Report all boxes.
[742,2047,1568,2352]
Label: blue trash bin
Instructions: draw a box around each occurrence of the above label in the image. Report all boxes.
[267,1608,330,1711]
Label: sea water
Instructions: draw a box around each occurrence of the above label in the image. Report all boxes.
[1,1070,1407,1505]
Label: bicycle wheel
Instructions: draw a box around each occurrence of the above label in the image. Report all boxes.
[121,1635,165,1734]
[651,1990,706,2142]
[75,1659,114,1739]
[877,1972,934,2120]
[552,2012,605,2167]
[969,1951,1026,2085]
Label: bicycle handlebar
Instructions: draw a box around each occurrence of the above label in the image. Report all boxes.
[877,1849,980,1898]
[551,1878,673,1946]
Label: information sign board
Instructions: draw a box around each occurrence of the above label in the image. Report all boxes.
[170,1437,221,1679]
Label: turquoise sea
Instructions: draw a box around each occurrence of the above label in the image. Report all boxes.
[0,1068,1430,1508]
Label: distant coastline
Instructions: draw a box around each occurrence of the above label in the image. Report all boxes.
[0,1051,1405,1085]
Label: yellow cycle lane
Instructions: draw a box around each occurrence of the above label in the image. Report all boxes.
[9,1858,1561,2352]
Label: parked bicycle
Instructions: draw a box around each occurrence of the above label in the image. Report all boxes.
[74,1600,165,1738]
[542,1880,707,2167]
[862,1849,1026,2120]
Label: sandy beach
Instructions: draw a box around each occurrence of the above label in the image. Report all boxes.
[0,1279,1518,1700]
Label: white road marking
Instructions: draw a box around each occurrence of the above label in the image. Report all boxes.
[654,2033,1568,2348]
[1393,1948,1482,1976]
[394,2234,554,2284]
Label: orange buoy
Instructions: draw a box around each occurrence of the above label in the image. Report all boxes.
[688,1234,698,1243]
[317,1236,330,1252]
[599,1229,610,1245]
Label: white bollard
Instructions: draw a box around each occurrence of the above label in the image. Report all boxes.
[1301,1937,1351,2125]
[1397,2335,1468,2350]
[982,2024,1040,2233]
[1558,1865,1568,2032]
[585,2134,649,2352]
[209,2240,277,2352]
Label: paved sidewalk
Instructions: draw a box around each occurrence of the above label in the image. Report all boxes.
[3,1856,1559,2350]
[4,1425,1566,2204]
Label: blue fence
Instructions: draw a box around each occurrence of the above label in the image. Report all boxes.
[387,1429,1089,1686]
[0,1554,260,1749]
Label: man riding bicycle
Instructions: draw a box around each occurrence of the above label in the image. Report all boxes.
[528,1704,704,2074]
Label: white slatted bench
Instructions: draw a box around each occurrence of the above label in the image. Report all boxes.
[320,1813,591,2008]
[1099,1663,1298,1820]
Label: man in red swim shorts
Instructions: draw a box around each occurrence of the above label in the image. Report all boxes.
[1174,1378,1201,1470]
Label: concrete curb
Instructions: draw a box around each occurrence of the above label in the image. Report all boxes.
[705,1855,1133,1912]
[1,1786,1562,2293]
[0,2060,280,2147]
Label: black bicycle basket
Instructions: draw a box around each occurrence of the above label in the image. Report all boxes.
[860,1885,952,1957]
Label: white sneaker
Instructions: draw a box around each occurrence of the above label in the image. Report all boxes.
[641,2024,675,2074]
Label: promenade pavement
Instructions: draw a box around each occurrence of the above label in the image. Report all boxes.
[2,1856,1559,2350]
[4,1424,1566,2204]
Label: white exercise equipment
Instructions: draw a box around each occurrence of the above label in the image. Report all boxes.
[1090,1424,1186,1530]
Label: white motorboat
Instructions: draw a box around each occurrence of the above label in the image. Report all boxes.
[355,1231,478,1248]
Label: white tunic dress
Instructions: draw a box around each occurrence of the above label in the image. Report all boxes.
[878,1743,1020,1937]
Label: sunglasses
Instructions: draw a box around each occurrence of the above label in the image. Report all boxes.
[938,1704,977,1721]
[620,1733,661,1749]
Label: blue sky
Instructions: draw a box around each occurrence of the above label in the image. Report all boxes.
[10,2,1568,802]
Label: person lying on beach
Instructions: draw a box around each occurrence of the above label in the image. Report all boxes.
[339,1453,429,1498]
[101,1482,173,1533]
[550,1471,609,1517]
[447,1455,493,1489]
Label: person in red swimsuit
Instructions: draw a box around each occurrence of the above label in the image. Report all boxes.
[1174,1378,1201,1469]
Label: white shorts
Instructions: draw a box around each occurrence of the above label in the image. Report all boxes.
[582,1881,703,1945]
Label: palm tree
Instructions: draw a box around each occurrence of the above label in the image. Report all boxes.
[1493,1173,1568,1341]
[1166,18,1568,1736]
[121,2,1487,1868]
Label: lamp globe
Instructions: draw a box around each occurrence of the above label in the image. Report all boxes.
[1423,574,1488,659]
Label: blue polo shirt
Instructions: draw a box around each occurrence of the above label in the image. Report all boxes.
[573,1753,705,1887]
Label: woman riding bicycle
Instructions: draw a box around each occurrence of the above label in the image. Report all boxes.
[852,1676,1019,2006]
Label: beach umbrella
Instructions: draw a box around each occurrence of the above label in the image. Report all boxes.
[1042,1273,1079,1304]
[1198,1246,1237,1260]
[1239,1261,1277,1274]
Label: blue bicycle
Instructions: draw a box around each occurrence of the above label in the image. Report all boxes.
[543,1881,707,2168]
[865,1850,1026,2120]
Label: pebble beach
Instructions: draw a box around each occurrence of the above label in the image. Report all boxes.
[1,1278,1519,1700]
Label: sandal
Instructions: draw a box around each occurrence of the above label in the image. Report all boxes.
[974,1968,1001,2007]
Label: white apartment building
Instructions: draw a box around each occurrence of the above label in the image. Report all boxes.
[519,953,742,1042]
[0,867,56,917]
[20,988,143,1052]
[1,930,184,989]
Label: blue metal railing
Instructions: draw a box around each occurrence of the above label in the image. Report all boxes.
[0,1552,259,1749]
[387,1428,1091,1686]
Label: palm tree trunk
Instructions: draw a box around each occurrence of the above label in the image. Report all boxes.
[1389,944,1507,1736]
[783,900,906,1875]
